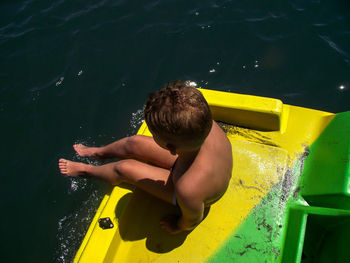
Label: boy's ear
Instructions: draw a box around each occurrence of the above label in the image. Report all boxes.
[166,143,177,155]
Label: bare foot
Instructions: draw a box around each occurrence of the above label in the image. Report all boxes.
[59,158,90,177]
[73,144,101,158]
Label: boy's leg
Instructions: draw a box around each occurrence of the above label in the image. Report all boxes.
[59,158,174,204]
[74,135,177,169]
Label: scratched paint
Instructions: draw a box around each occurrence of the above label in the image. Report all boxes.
[206,152,308,263]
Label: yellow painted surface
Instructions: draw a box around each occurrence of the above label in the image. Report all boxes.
[199,88,284,131]
[74,89,334,263]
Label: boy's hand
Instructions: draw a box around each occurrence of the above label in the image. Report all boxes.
[160,214,182,235]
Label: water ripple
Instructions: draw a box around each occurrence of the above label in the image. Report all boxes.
[62,0,108,22]
[290,2,305,12]
[244,12,286,23]
[136,22,177,35]
[144,0,161,11]
[312,23,327,27]
[0,23,15,33]
[319,35,350,61]
[16,0,32,14]
[5,27,36,39]
[40,0,65,14]
[256,33,288,42]
[245,16,272,23]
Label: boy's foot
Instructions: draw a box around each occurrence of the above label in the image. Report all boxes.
[73,144,100,158]
[59,158,90,177]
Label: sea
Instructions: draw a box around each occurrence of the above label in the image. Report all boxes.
[0,0,349,262]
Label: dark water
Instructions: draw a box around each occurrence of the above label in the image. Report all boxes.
[1,0,349,262]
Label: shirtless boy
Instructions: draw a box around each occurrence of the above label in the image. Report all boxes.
[59,80,233,234]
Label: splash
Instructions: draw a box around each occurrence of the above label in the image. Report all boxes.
[68,177,88,194]
[184,80,198,87]
[127,109,144,136]
[54,189,105,263]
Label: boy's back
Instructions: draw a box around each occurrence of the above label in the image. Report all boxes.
[172,121,232,208]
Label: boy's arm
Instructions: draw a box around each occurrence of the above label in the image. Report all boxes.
[177,195,204,231]
[160,187,204,234]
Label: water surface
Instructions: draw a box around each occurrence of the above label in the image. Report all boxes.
[0,0,349,262]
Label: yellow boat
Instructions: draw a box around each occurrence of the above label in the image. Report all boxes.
[73,88,350,263]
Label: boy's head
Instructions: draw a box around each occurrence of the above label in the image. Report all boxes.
[144,80,212,153]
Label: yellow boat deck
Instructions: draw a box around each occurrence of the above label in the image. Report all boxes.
[74,89,334,263]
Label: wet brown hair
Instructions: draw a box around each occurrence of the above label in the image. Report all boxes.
[144,80,212,147]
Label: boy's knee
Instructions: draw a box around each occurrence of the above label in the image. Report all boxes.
[124,135,143,156]
[114,160,135,181]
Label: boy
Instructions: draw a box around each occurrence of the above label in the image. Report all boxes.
[59,80,233,234]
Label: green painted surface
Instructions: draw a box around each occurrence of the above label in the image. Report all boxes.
[281,205,350,263]
[281,111,350,263]
[208,113,350,263]
[206,156,305,263]
[301,111,350,209]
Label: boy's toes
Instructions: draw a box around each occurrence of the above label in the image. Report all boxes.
[59,159,68,174]
[59,158,67,166]
[73,144,80,151]
[73,144,92,157]
[58,159,87,177]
